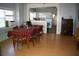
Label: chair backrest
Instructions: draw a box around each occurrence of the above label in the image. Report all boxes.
[27,21,32,27]
[13,26,18,29]
[7,31,13,37]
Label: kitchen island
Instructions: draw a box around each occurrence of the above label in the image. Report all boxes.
[31,21,47,33]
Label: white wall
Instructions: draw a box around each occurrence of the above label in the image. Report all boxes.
[76,4,79,28]
[59,4,76,19]
[19,4,25,25]
[12,3,25,26]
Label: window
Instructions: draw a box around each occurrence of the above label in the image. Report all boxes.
[5,10,14,21]
[0,9,14,28]
[38,13,46,18]
[0,9,5,28]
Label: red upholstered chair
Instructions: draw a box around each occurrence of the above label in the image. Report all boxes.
[7,30,17,48]
[12,28,36,48]
[25,28,35,48]
[7,31,13,38]
[12,30,27,49]
[20,25,24,28]
[13,30,18,48]
[35,26,43,43]
[26,21,32,27]
[30,26,41,44]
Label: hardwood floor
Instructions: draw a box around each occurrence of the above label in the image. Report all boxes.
[47,26,56,33]
[1,33,78,56]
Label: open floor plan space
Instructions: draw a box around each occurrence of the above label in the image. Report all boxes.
[1,3,79,56]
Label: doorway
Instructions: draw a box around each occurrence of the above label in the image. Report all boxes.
[29,7,57,34]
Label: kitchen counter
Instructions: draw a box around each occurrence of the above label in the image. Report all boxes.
[31,21,47,33]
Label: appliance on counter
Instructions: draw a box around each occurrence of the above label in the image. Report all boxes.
[46,17,52,29]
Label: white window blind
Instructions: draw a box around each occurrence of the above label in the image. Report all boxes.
[5,10,14,15]
[5,10,14,21]
[0,9,14,28]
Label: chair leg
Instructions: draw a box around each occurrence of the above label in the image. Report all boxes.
[17,40,23,50]
[36,34,40,43]
[31,39,35,47]
[38,34,40,42]
[13,39,16,49]
[21,39,26,45]
[27,39,30,48]
[35,36,38,44]
[24,39,27,44]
